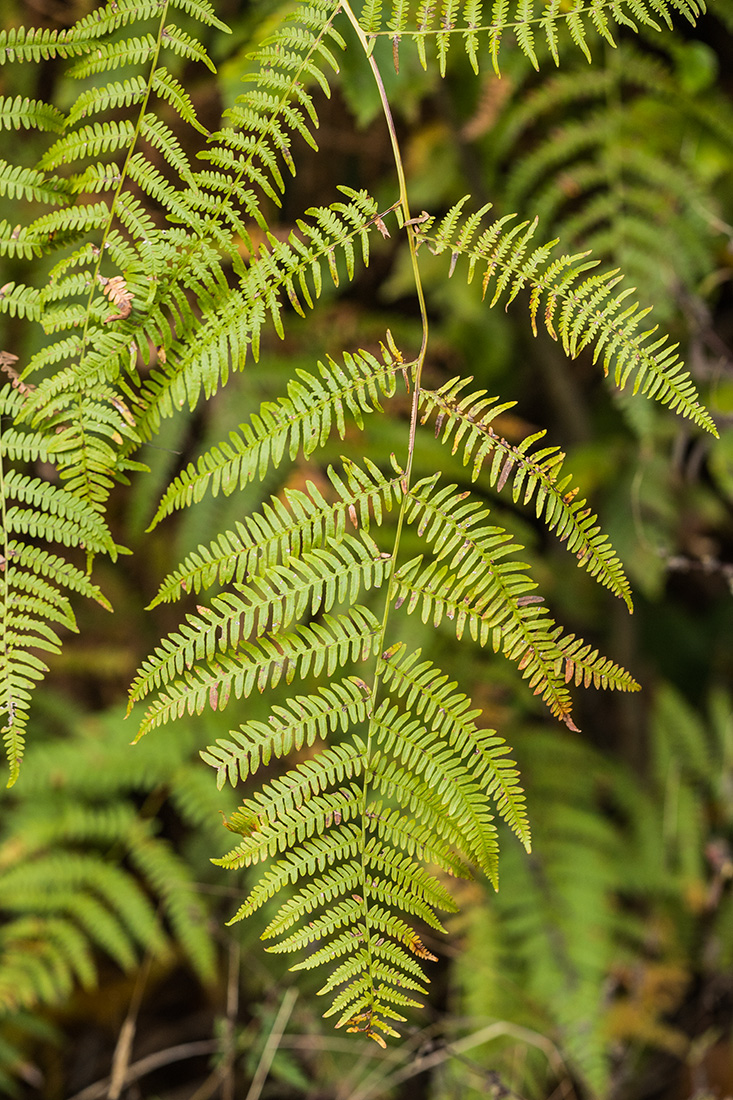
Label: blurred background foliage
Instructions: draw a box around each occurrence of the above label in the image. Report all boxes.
[1,0,733,1096]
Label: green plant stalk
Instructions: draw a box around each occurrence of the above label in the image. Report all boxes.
[337,0,432,1038]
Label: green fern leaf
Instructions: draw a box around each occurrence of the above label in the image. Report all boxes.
[148,349,404,525]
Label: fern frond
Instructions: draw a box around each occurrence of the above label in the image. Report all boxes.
[151,459,402,603]
[360,0,704,72]
[0,385,115,784]
[131,606,382,736]
[493,46,730,309]
[148,348,405,526]
[416,202,717,434]
[202,677,372,788]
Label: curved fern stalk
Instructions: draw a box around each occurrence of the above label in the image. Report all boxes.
[416,201,717,436]
[416,381,634,606]
[149,344,407,527]
[150,457,404,605]
[359,0,704,74]
[0,386,113,786]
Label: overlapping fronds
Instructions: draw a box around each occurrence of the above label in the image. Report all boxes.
[356,0,705,75]
[135,189,384,436]
[416,200,717,435]
[0,0,720,1051]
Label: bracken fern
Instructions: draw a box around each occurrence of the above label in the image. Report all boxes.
[0,0,718,1046]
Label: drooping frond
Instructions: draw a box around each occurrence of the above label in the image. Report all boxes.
[416,202,717,435]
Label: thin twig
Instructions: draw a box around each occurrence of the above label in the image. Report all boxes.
[66,1040,218,1100]
[220,939,241,1100]
[344,1021,571,1100]
[108,952,153,1100]
[244,988,298,1100]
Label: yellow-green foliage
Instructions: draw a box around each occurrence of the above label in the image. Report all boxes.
[0,0,717,1051]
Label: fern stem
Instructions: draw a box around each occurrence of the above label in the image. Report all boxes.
[338,0,433,1038]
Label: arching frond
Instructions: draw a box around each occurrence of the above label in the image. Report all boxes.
[416,201,717,434]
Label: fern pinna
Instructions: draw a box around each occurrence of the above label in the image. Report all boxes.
[0,0,717,1044]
